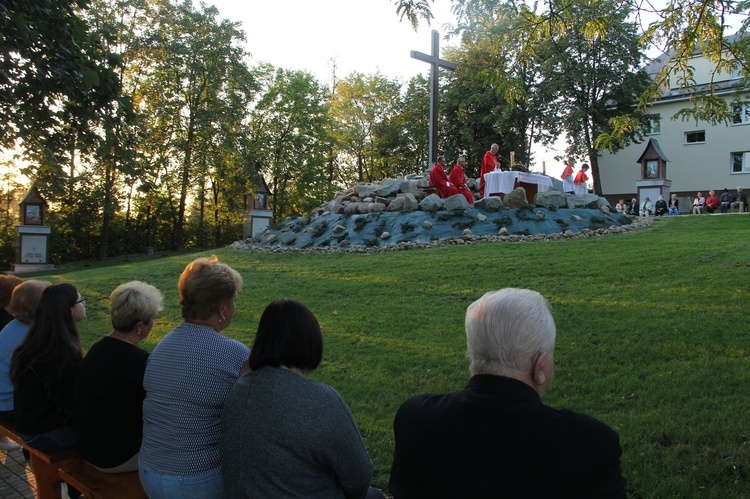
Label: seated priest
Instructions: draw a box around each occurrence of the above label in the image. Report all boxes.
[449,156,474,205]
[429,156,459,199]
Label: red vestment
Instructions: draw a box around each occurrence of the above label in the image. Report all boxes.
[560,164,574,179]
[449,165,474,205]
[429,163,459,198]
[479,151,498,198]
[574,170,588,184]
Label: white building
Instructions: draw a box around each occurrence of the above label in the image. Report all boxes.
[598,36,748,208]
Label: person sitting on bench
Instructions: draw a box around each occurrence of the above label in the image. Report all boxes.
[74,281,163,473]
[10,284,86,451]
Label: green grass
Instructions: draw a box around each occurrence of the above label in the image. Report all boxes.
[34,215,750,497]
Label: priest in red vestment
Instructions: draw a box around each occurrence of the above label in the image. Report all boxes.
[449,156,474,205]
[479,143,500,198]
[429,157,459,199]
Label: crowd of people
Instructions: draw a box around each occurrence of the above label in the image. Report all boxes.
[614,186,747,217]
[0,260,629,497]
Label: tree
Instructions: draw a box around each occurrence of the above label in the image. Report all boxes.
[143,0,253,250]
[330,72,402,183]
[248,66,333,221]
[0,0,119,173]
[531,0,651,194]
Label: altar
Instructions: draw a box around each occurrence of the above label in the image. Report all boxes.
[483,171,553,202]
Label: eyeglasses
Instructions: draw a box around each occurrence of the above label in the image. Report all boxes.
[75,298,87,306]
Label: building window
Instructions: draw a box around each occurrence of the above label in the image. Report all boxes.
[732,104,749,125]
[685,131,705,144]
[732,152,750,173]
[644,115,660,135]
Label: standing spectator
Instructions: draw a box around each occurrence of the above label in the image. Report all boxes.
[449,156,474,205]
[479,143,500,198]
[705,190,720,213]
[221,299,383,499]
[139,256,250,499]
[692,192,705,214]
[573,164,589,195]
[74,281,163,473]
[389,289,626,498]
[654,195,668,216]
[10,283,86,450]
[720,188,732,213]
[668,194,680,215]
[730,186,747,212]
[428,156,459,199]
[560,159,575,194]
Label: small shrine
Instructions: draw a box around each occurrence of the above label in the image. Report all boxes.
[243,176,273,239]
[635,138,672,210]
[13,184,54,273]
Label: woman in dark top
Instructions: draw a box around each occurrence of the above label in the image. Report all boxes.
[74,281,163,472]
[10,283,86,450]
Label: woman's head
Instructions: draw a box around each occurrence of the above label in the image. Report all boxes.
[249,299,323,372]
[0,275,23,309]
[10,283,83,383]
[110,281,164,333]
[9,280,49,324]
[178,256,242,321]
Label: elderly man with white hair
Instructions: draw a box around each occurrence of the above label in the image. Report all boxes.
[389,288,626,499]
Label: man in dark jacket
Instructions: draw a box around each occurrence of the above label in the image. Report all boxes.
[390,288,626,499]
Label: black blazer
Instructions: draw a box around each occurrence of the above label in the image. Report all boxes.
[389,375,626,499]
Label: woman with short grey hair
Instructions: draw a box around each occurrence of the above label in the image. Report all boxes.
[74,281,164,473]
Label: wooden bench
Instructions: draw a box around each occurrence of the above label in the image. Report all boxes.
[58,459,147,499]
[0,419,78,499]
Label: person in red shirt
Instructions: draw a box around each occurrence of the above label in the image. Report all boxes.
[573,164,589,195]
[449,156,474,205]
[429,157,459,199]
[704,189,720,213]
[479,144,499,198]
[560,159,575,194]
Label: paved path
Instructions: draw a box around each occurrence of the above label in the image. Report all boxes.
[0,448,36,498]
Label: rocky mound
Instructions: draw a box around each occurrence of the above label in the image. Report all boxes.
[232,176,647,253]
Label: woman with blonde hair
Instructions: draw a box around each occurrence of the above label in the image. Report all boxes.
[139,257,250,499]
[0,279,49,421]
[74,281,163,473]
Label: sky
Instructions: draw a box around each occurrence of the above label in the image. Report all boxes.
[208,0,568,177]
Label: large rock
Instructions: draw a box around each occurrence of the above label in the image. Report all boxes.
[343,203,361,215]
[504,187,529,208]
[368,202,386,213]
[386,196,405,212]
[534,189,568,210]
[474,196,503,212]
[444,194,472,211]
[376,179,403,197]
[401,193,419,212]
[400,180,419,195]
[419,194,444,212]
[354,183,379,199]
[567,193,602,209]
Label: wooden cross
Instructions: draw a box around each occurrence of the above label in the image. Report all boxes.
[411,30,457,168]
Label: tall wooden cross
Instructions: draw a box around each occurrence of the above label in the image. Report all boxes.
[411,30,457,168]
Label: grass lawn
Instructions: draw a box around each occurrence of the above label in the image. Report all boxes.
[38,214,750,497]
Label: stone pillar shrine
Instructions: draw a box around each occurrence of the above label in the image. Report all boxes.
[12,184,54,273]
[635,138,671,210]
[243,176,273,239]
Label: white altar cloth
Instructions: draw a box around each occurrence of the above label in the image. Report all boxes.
[483,171,553,196]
